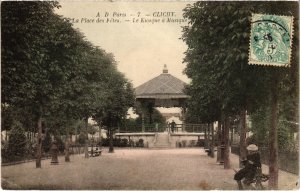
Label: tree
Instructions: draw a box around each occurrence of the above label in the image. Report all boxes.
[1,1,105,167]
[182,2,298,188]
[60,46,124,157]
[94,69,135,153]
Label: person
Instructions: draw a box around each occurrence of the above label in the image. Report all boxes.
[94,147,100,156]
[234,144,261,189]
[170,120,176,133]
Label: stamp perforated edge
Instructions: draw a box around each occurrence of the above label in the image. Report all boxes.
[248,13,294,67]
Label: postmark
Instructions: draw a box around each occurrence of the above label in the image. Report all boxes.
[248,14,294,67]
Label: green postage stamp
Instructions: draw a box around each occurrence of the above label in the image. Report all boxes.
[249,14,294,67]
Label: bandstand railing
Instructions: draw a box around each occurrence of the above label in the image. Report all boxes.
[118,123,166,133]
[117,123,207,133]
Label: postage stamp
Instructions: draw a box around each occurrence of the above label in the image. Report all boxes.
[248,14,294,67]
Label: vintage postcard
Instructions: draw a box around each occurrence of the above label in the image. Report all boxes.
[1,1,299,190]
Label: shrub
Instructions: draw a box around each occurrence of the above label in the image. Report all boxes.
[77,132,86,145]
[136,139,144,147]
[114,138,121,147]
[101,138,109,146]
[7,122,27,161]
[120,138,128,147]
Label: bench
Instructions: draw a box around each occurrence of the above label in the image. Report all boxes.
[205,148,217,156]
[204,149,211,155]
[88,147,102,157]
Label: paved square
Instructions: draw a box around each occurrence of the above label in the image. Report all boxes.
[1,148,298,190]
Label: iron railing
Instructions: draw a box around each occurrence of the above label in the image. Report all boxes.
[117,123,207,133]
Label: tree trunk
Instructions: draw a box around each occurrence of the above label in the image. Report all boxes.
[230,126,233,145]
[217,121,222,163]
[99,125,102,149]
[70,134,72,144]
[224,116,231,169]
[65,132,70,162]
[36,113,42,168]
[239,109,247,168]
[269,77,279,189]
[204,125,208,149]
[108,125,114,153]
[210,123,215,158]
[84,117,89,158]
[207,123,211,143]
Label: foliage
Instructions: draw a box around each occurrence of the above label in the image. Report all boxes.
[134,107,165,125]
[137,139,144,147]
[249,104,298,150]
[1,104,36,133]
[94,69,135,129]
[1,1,80,113]
[2,1,90,166]
[249,107,270,147]
[1,104,15,131]
[182,1,299,179]
[277,122,291,150]
[7,122,27,160]
[77,132,86,145]
[133,100,166,125]
[2,1,136,165]
[182,1,298,122]
[88,124,98,135]
[101,138,145,148]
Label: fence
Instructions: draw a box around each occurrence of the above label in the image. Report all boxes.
[117,123,207,133]
[231,144,299,175]
[184,124,206,133]
[118,123,166,133]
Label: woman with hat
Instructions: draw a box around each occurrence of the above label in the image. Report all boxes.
[234,144,262,189]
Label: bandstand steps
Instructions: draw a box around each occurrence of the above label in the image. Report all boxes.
[154,133,170,148]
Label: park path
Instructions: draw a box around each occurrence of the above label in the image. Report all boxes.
[1,148,299,190]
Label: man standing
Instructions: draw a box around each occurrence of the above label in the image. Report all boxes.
[170,120,176,133]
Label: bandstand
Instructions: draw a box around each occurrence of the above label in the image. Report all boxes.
[115,65,207,148]
[135,64,189,131]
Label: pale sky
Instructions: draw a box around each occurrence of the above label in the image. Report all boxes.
[55,1,191,88]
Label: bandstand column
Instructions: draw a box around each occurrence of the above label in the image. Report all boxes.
[181,107,187,132]
[142,113,145,132]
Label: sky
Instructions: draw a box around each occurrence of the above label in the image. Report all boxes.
[55,1,191,88]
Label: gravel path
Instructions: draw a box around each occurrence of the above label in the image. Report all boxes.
[1,148,299,190]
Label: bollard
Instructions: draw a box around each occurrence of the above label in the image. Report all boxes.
[219,145,225,165]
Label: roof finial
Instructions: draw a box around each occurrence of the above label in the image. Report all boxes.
[163,64,168,74]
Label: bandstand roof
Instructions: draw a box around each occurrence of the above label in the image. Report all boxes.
[135,65,189,101]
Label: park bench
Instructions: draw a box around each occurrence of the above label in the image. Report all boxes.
[204,148,217,156]
[204,149,211,155]
[88,147,102,157]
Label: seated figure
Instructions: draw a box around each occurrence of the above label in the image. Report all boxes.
[234,144,261,189]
